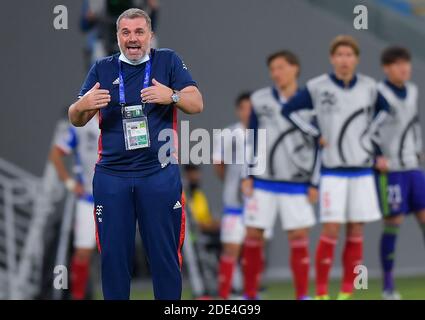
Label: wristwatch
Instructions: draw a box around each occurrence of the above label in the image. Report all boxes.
[171,90,180,104]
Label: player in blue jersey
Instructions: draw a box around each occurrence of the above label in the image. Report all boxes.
[68,8,203,300]
[283,35,390,300]
[375,46,425,300]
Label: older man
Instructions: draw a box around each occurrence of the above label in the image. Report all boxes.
[69,8,203,300]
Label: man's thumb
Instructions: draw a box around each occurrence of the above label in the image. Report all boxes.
[152,78,161,86]
[91,82,100,90]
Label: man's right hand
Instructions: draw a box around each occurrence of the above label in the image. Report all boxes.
[65,178,85,197]
[73,183,85,197]
[241,178,254,197]
[319,136,327,148]
[77,82,111,112]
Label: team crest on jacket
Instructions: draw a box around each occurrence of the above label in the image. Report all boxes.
[320,91,338,113]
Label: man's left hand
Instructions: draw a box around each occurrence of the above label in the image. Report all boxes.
[375,156,390,172]
[141,78,173,105]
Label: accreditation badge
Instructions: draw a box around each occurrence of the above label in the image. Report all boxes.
[122,105,150,150]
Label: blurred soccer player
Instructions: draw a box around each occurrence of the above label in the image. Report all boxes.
[185,164,220,233]
[49,116,99,300]
[242,51,319,300]
[375,46,425,300]
[213,92,252,299]
[283,35,390,300]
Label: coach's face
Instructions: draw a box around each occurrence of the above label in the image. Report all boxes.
[269,57,299,89]
[117,17,153,62]
[330,46,358,77]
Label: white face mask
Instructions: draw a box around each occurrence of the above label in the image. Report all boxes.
[117,36,150,65]
[119,52,150,65]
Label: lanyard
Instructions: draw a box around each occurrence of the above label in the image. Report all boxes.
[118,57,151,106]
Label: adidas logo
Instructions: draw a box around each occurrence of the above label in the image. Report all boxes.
[112,78,120,85]
[173,201,182,210]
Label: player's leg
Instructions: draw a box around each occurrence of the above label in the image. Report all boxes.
[93,171,137,300]
[381,215,403,299]
[287,228,311,300]
[71,198,97,300]
[218,211,244,299]
[242,226,264,300]
[378,171,407,299]
[409,170,425,247]
[340,222,364,298]
[315,222,340,299]
[135,165,185,300]
[70,248,92,300]
[415,210,425,246]
[218,242,242,299]
[340,173,381,299]
[243,189,277,299]
[280,192,315,300]
[315,175,347,299]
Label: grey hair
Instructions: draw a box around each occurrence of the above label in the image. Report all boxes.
[116,8,152,32]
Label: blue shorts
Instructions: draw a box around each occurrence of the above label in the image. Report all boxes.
[377,169,425,216]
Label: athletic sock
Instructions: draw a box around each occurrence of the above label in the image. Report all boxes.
[242,237,264,299]
[315,235,337,296]
[289,238,310,299]
[70,255,90,300]
[380,224,399,292]
[341,236,363,294]
[218,254,236,299]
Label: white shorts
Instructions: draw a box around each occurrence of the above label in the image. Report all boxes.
[220,207,273,244]
[73,198,97,249]
[220,212,246,244]
[319,173,381,223]
[244,188,316,232]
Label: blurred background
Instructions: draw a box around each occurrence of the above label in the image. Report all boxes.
[0,0,424,299]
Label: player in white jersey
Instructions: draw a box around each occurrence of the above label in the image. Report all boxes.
[49,115,99,299]
[241,51,319,300]
[213,92,252,299]
[374,47,425,300]
[283,36,390,300]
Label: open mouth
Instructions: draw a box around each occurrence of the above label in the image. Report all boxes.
[127,45,141,54]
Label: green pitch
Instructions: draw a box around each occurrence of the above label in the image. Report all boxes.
[113,275,425,300]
